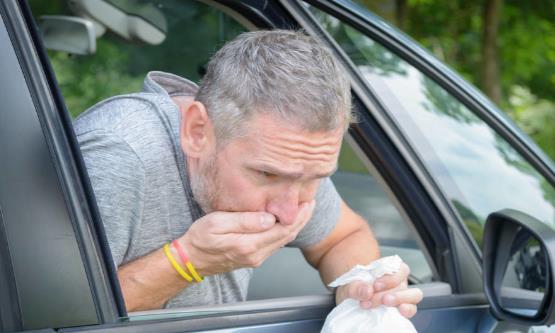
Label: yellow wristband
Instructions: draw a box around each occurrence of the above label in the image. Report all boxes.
[171,240,203,283]
[163,243,193,282]
[185,261,203,282]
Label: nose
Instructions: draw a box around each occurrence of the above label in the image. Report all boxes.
[266,185,301,225]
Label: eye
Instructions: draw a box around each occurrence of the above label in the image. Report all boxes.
[260,170,276,178]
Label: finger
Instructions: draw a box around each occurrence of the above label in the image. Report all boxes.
[279,200,315,226]
[250,222,304,257]
[338,280,374,302]
[254,200,314,249]
[398,304,418,318]
[281,200,315,236]
[297,200,316,228]
[272,200,316,248]
[210,211,276,234]
[235,223,301,268]
[233,201,316,262]
[381,288,423,307]
[299,200,316,224]
[360,300,372,309]
[373,262,410,292]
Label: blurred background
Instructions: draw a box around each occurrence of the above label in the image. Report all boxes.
[356,0,555,161]
[31,0,554,162]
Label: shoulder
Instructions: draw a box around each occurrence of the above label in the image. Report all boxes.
[73,92,176,136]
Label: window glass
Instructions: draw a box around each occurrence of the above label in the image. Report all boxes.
[309,6,555,249]
[31,0,246,117]
[333,139,433,282]
[29,0,430,320]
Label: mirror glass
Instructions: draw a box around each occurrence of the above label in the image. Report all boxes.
[39,15,96,55]
[499,228,548,317]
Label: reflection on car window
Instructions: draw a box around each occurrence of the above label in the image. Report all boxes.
[310,7,555,249]
[334,138,433,282]
[30,0,246,118]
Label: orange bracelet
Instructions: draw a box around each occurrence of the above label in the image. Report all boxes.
[163,243,193,282]
[172,240,203,282]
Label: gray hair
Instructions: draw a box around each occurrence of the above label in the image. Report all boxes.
[195,29,352,145]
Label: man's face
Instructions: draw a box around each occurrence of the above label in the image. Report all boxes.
[190,113,343,224]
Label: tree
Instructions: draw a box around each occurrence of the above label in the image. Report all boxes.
[481,0,503,105]
[354,0,555,162]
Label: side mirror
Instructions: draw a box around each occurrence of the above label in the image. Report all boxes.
[483,209,555,326]
[38,15,96,55]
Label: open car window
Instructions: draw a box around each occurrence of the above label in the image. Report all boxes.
[30,0,247,117]
[29,0,437,324]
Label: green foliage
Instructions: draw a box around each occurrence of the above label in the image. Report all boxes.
[421,76,481,124]
[32,0,246,118]
[355,0,555,163]
[453,199,484,248]
[31,0,555,164]
[509,87,555,162]
[48,39,144,117]
[338,140,369,174]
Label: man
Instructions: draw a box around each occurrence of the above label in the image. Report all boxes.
[75,30,422,314]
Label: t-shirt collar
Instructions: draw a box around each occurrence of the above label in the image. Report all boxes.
[142,71,199,98]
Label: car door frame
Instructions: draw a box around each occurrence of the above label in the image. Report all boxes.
[3,0,553,331]
[0,0,126,330]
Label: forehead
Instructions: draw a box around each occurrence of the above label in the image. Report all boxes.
[229,113,343,174]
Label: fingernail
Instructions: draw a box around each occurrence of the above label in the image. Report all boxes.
[383,294,396,306]
[374,282,384,291]
[261,214,275,227]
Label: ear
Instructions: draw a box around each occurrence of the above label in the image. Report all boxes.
[179,101,215,158]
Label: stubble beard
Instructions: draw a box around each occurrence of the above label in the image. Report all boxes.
[189,152,220,214]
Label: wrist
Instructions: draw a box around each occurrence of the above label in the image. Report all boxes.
[162,242,194,283]
[177,234,210,278]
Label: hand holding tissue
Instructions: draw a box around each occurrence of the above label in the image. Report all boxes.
[321,255,418,333]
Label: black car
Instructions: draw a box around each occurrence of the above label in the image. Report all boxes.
[1,0,555,332]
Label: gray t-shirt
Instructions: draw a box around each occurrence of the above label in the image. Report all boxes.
[74,71,341,308]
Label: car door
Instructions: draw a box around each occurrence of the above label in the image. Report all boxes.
[0,1,121,332]
[3,0,555,332]
[281,0,555,332]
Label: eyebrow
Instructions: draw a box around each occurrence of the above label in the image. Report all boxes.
[252,164,338,179]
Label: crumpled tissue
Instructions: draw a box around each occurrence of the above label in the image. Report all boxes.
[321,255,417,333]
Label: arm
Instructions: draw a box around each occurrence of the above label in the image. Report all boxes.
[119,202,316,311]
[118,246,192,311]
[302,200,379,285]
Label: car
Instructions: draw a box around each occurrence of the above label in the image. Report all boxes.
[1,0,554,332]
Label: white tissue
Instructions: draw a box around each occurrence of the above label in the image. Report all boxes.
[321,255,417,333]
